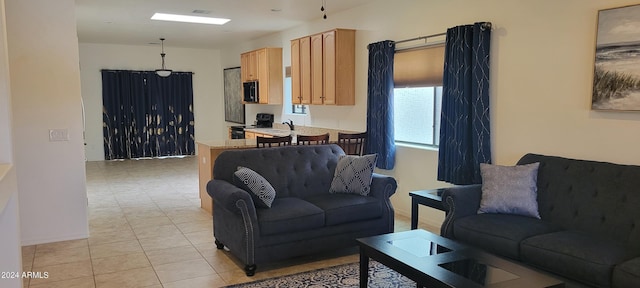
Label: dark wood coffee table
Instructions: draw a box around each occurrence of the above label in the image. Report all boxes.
[357,229,564,288]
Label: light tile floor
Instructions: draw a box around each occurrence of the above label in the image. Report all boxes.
[21,156,439,288]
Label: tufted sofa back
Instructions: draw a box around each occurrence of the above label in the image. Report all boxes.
[518,153,640,250]
[213,144,344,198]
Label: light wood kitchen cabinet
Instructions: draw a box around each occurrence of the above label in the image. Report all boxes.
[241,53,248,82]
[291,39,300,104]
[241,51,257,82]
[240,47,283,104]
[245,131,256,139]
[311,33,324,105]
[300,37,312,104]
[291,38,312,104]
[290,29,355,106]
[323,30,337,105]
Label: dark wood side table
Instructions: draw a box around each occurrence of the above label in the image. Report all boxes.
[409,189,446,230]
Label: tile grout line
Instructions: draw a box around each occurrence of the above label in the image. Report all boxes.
[24,157,381,287]
[149,177,220,286]
[117,169,164,287]
[89,166,109,288]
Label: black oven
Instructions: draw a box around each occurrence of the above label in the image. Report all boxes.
[230,126,245,139]
[243,81,259,103]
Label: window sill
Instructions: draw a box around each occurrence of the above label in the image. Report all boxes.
[395,142,438,152]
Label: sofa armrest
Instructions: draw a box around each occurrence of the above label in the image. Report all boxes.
[369,173,397,200]
[440,184,482,238]
[207,179,261,266]
[206,179,257,220]
[369,173,398,233]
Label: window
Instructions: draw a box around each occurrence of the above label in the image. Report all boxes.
[393,43,445,147]
[292,104,307,114]
[394,86,442,146]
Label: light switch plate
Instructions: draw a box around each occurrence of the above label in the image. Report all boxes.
[49,129,69,141]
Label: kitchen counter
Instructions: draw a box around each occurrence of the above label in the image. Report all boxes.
[244,127,293,137]
[196,139,258,213]
[248,124,360,142]
[244,128,297,143]
[230,124,362,142]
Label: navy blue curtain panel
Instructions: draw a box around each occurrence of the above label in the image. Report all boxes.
[102,70,195,160]
[366,40,396,170]
[437,22,492,185]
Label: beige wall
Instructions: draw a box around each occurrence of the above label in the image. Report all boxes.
[0,0,22,285]
[78,43,224,161]
[220,0,640,227]
[6,0,88,245]
[1,2,637,270]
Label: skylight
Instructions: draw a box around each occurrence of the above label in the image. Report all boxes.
[151,13,230,25]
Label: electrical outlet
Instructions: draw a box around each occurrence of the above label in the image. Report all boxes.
[49,129,69,141]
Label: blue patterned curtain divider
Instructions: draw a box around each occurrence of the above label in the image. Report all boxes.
[366,40,396,170]
[437,22,492,185]
[102,70,195,160]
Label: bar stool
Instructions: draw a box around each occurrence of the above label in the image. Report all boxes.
[337,132,367,156]
[296,133,330,145]
[256,135,292,148]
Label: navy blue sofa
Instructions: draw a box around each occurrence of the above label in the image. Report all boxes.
[440,154,640,287]
[206,144,397,276]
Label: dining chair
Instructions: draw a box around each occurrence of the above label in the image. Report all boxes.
[256,135,292,148]
[337,132,367,156]
[296,133,330,145]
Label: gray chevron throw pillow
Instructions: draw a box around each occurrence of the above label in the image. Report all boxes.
[329,154,377,196]
[234,166,276,208]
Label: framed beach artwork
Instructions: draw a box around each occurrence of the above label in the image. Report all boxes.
[593,4,640,111]
[223,67,245,123]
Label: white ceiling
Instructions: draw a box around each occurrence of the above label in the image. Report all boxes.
[75,0,371,49]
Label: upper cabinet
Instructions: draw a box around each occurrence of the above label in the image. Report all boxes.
[291,29,355,106]
[240,47,283,104]
[291,37,312,104]
[240,51,257,82]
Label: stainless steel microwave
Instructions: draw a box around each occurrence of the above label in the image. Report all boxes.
[243,81,259,103]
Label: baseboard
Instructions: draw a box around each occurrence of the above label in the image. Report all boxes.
[395,208,444,231]
[21,232,89,246]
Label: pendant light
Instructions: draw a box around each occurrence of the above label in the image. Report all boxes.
[321,0,327,19]
[155,38,172,77]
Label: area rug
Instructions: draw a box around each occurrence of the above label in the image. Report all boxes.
[224,260,415,288]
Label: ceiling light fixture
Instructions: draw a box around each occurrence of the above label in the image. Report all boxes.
[151,12,230,25]
[155,38,172,77]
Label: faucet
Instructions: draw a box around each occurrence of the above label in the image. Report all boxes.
[283,119,294,131]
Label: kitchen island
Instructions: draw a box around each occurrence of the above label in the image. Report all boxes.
[197,139,257,213]
[199,126,358,214]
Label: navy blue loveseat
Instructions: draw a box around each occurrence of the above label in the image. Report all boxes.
[206,144,397,276]
[440,154,640,287]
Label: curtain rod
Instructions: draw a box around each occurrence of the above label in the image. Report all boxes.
[101,69,194,75]
[393,22,492,45]
[395,41,445,52]
[393,32,446,45]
